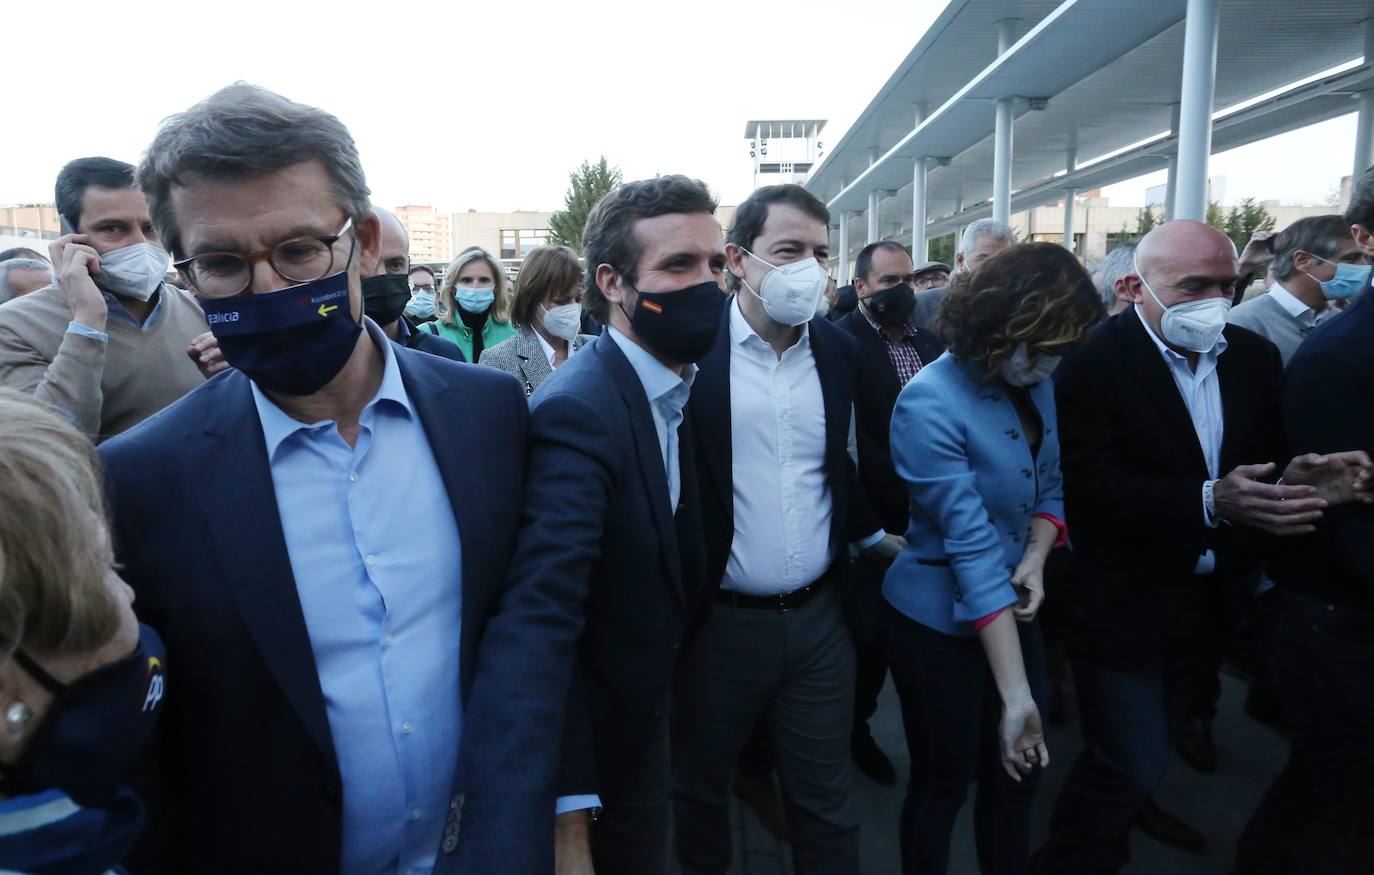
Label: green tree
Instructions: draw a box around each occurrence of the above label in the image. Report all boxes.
[1221,197,1277,252]
[1204,200,1226,232]
[548,157,623,251]
[1134,206,1160,236]
[928,233,956,269]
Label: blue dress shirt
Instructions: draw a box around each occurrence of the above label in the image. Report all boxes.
[605,326,695,511]
[66,286,167,342]
[251,332,463,875]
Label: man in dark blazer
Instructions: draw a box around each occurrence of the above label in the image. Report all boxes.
[673,185,897,873]
[1031,220,1363,874]
[103,84,586,875]
[837,240,944,784]
[454,175,722,875]
[1234,176,1374,875]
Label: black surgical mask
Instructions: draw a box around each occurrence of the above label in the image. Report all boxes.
[862,282,916,327]
[0,624,167,806]
[619,280,724,365]
[362,273,412,327]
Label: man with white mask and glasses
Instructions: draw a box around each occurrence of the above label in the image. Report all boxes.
[0,157,206,441]
[1030,220,1373,875]
[672,184,897,874]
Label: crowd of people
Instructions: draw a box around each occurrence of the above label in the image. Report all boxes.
[0,82,1370,875]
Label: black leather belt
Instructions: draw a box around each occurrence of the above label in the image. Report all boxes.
[715,567,835,611]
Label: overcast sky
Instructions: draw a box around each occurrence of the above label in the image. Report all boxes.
[1,0,1358,215]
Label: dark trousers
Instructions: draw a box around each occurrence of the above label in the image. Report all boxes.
[886,608,1048,875]
[1030,634,1210,874]
[673,586,859,875]
[591,710,672,875]
[1234,586,1374,875]
[845,554,890,740]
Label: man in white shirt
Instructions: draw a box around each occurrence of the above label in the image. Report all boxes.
[673,185,900,874]
[1228,214,1364,364]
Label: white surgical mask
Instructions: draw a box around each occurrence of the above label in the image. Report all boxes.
[739,249,829,326]
[97,242,169,301]
[1000,342,1060,386]
[1134,256,1230,353]
[540,301,582,342]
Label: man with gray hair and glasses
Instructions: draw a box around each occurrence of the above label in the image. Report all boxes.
[99,83,592,875]
[1228,214,1364,364]
[0,256,52,304]
[912,218,1017,332]
[1093,240,1139,317]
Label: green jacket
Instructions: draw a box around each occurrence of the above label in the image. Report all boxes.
[423,315,517,362]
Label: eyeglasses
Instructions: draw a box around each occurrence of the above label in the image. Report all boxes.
[174,217,355,298]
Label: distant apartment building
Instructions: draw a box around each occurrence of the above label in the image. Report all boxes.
[394,205,452,265]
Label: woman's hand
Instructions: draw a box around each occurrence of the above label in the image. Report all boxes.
[999,697,1050,782]
[1011,559,1045,622]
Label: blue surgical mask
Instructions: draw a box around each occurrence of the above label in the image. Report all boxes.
[199,269,362,395]
[406,289,436,319]
[456,287,495,314]
[1309,257,1371,301]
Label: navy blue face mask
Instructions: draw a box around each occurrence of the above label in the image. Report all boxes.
[0,624,167,807]
[200,269,363,395]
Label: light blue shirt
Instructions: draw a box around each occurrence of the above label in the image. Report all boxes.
[606,326,695,511]
[251,329,463,875]
[65,286,167,342]
[1134,305,1227,574]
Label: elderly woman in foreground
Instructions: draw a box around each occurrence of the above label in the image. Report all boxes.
[0,390,167,874]
[883,243,1103,875]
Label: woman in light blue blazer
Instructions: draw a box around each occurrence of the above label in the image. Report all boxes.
[884,243,1103,875]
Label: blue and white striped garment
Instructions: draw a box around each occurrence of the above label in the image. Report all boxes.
[0,787,141,875]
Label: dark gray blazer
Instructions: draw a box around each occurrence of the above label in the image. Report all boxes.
[478,327,592,396]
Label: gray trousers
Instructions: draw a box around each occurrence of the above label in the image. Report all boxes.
[672,585,860,874]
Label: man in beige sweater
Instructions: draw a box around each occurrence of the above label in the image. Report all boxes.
[0,157,206,441]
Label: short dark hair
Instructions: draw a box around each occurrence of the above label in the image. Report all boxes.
[55,157,135,231]
[137,83,371,258]
[581,175,717,323]
[725,184,828,291]
[1271,214,1350,281]
[1346,164,1374,230]
[407,264,436,281]
[939,242,1104,378]
[854,240,909,285]
[511,245,583,329]
[0,247,46,263]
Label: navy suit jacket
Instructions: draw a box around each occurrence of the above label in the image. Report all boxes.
[691,299,880,590]
[100,340,554,873]
[452,331,707,837]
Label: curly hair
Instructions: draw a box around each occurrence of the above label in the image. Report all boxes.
[937,242,1104,379]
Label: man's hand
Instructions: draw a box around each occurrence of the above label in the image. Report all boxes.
[1010,559,1045,622]
[859,533,906,566]
[186,331,230,378]
[1238,231,1276,272]
[1282,451,1374,508]
[1214,462,1327,536]
[50,233,108,332]
[555,810,595,875]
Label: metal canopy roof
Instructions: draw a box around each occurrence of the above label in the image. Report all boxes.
[744,120,826,138]
[810,0,1372,235]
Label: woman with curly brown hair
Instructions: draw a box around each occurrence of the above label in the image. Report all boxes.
[881,242,1103,875]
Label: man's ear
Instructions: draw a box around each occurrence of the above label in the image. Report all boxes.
[1352,224,1374,258]
[353,210,382,274]
[596,263,624,305]
[724,242,748,281]
[1121,274,1147,304]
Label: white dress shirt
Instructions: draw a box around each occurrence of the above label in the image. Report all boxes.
[533,329,574,370]
[1267,281,1330,328]
[1135,305,1227,574]
[606,326,695,512]
[721,299,882,595]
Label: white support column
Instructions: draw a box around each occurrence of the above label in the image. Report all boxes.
[1164,103,1182,220]
[993,98,1015,225]
[1174,0,1220,222]
[867,190,881,243]
[1355,18,1374,177]
[838,213,851,285]
[1062,147,1078,253]
[913,158,929,262]
[996,18,1020,54]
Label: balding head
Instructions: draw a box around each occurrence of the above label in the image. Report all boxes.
[1126,220,1239,350]
[372,207,410,277]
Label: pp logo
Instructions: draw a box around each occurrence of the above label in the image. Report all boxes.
[143,658,166,713]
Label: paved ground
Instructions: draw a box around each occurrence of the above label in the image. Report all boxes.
[721,673,1285,874]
